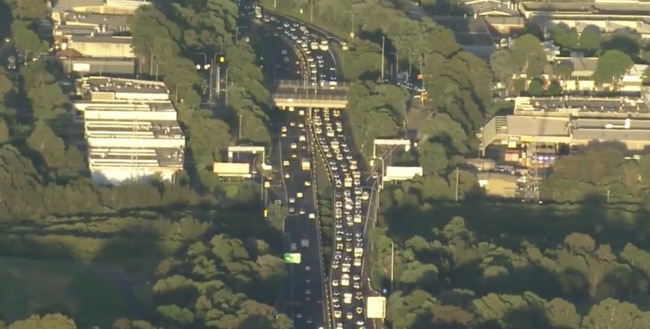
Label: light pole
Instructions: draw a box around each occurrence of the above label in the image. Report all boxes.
[344,10,355,38]
[310,0,314,22]
[390,241,395,292]
[381,36,385,81]
[419,54,428,107]
[238,113,243,141]
[370,156,385,190]
[174,83,193,102]
[213,53,221,100]
[192,51,212,100]
[390,51,398,79]
[225,67,234,107]
[405,46,413,78]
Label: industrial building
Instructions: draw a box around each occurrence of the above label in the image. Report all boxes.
[482,93,650,165]
[50,0,145,77]
[74,76,185,185]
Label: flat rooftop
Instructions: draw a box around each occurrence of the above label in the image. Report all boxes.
[514,96,650,116]
[506,115,570,136]
[81,76,169,95]
[61,12,129,28]
[89,147,184,168]
[76,76,184,170]
[85,120,184,138]
[70,35,132,44]
[573,128,650,141]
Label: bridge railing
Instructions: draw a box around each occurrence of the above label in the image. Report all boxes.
[275,79,351,90]
[272,91,348,101]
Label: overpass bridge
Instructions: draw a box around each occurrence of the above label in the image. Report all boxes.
[270,80,349,109]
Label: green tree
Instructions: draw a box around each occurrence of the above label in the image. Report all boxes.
[579,26,602,51]
[528,78,544,96]
[593,50,633,86]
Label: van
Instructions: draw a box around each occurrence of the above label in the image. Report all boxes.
[299,135,306,142]
[308,213,316,220]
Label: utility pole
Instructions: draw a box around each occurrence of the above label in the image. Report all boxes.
[455,167,460,202]
[525,119,541,202]
[310,0,314,22]
[381,36,385,81]
[216,65,221,100]
[390,241,395,293]
[238,114,243,141]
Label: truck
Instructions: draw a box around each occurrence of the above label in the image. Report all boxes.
[354,247,363,258]
[254,5,263,18]
[301,238,309,248]
[344,176,353,188]
[341,274,350,287]
[301,158,310,171]
[350,160,358,170]
[354,214,362,223]
[343,293,353,304]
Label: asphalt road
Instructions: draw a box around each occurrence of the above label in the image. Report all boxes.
[239,4,326,326]
[279,110,327,329]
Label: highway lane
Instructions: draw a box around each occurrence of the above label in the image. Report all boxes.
[280,109,327,329]
[311,109,369,329]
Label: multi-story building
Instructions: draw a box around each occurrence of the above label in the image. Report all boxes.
[73,76,185,185]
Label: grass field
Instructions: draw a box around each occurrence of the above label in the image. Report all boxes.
[0,257,137,327]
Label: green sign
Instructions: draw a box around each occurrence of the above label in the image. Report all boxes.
[284,253,301,264]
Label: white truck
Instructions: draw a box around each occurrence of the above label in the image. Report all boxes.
[354,214,362,223]
[301,158,310,171]
[341,274,350,287]
[354,247,363,258]
[343,292,352,304]
[344,176,353,188]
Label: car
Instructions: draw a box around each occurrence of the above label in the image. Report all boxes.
[299,209,306,215]
[334,311,341,318]
[305,266,311,271]
[296,313,302,319]
[304,180,311,187]
[346,312,353,320]
[285,173,291,179]
[332,279,339,286]
[283,160,290,167]
[356,307,363,314]
[354,282,361,289]
[356,320,365,326]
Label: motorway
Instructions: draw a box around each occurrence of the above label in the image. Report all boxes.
[244,2,377,329]
[245,4,334,329]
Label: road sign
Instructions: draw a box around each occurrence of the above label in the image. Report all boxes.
[284,253,301,264]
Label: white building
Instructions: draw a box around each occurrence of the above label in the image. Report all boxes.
[74,76,185,185]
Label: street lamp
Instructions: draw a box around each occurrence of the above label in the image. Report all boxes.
[192,51,213,100]
[225,67,234,107]
[344,10,355,38]
[370,156,385,190]
[174,82,193,102]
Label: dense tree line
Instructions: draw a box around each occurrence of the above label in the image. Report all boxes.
[370,212,650,329]
[0,0,292,327]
